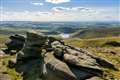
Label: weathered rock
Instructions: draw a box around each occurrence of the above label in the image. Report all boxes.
[8,59,16,68]
[51,40,117,71]
[17,32,47,59]
[104,41,120,47]
[5,31,117,80]
[86,76,102,80]
[45,53,96,80]
[0,49,5,57]
[4,34,25,54]
[14,32,97,80]
[26,32,47,46]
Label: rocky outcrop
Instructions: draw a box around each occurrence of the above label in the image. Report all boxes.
[5,31,117,80]
[3,34,25,55]
[0,49,5,57]
[104,41,120,47]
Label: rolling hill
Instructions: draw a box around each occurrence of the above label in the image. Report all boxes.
[71,27,120,39]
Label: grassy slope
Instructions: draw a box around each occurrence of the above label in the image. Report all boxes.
[0,28,49,36]
[65,37,120,48]
[0,35,23,80]
[0,56,22,80]
[0,35,9,48]
[71,27,120,39]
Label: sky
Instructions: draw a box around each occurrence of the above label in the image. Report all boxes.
[0,0,120,21]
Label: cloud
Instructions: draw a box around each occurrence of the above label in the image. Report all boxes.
[71,7,90,11]
[35,12,52,16]
[45,0,70,4]
[31,2,44,6]
[51,7,98,15]
[0,11,53,21]
[0,7,119,21]
[51,7,94,12]
[51,7,70,13]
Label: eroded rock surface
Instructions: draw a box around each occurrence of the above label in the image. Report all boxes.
[0,49,5,57]
[3,34,25,55]
[5,31,117,80]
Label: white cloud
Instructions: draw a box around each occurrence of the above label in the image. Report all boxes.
[0,7,119,21]
[45,0,70,4]
[51,7,70,13]
[51,7,96,12]
[71,7,89,11]
[51,7,99,16]
[0,11,53,21]
[31,2,44,6]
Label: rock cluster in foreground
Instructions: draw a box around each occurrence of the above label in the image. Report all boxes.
[2,31,118,80]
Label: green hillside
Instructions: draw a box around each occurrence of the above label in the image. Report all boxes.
[71,27,120,39]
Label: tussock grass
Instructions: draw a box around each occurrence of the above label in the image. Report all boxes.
[65,37,120,48]
[0,35,9,48]
[0,55,22,80]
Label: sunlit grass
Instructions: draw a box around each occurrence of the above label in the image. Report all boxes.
[0,35,9,48]
[65,37,120,48]
[0,55,23,80]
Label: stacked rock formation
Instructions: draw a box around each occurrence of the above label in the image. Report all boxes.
[3,34,25,55]
[5,31,117,80]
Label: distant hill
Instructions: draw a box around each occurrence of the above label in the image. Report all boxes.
[71,27,120,39]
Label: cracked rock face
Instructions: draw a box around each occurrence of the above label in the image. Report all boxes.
[5,31,117,80]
